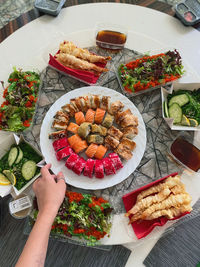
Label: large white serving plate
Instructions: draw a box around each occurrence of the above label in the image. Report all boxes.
[40,86,146,190]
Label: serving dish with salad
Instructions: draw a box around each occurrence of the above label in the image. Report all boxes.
[0,67,40,132]
[117,49,185,96]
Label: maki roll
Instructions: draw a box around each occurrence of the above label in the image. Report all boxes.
[121,126,138,139]
[68,134,82,148]
[94,108,106,124]
[72,157,86,175]
[83,159,96,178]
[67,122,79,134]
[77,122,92,139]
[100,96,111,111]
[85,144,98,158]
[91,95,101,109]
[109,100,124,115]
[52,137,69,151]
[75,111,85,125]
[102,158,116,175]
[91,124,107,136]
[102,113,114,128]
[104,135,119,150]
[85,109,95,123]
[107,126,123,140]
[87,134,104,145]
[56,146,73,161]
[73,140,88,154]
[52,120,68,130]
[49,130,67,140]
[65,153,80,169]
[94,145,107,160]
[108,153,123,170]
[95,160,104,179]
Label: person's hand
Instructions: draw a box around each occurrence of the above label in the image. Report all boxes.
[33,163,66,219]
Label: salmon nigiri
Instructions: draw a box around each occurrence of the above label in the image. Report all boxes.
[85,144,98,158]
[73,140,88,154]
[94,145,107,160]
[85,109,95,123]
[75,111,85,125]
[94,108,106,124]
[67,122,79,134]
[68,134,82,148]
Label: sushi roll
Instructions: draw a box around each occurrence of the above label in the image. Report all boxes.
[70,99,79,112]
[94,108,106,124]
[99,126,107,136]
[85,144,98,158]
[91,95,101,109]
[83,159,96,178]
[65,153,79,169]
[79,96,88,112]
[94,145,107,160]
[91,125,107,136]
[115,144,132,160]
[78,122,92,139]
[87,134,104,145]
[104,135,119,150]
[52,120,68,130]
[52,137,69,151]
[115,109,132,125]
[72,157,86,175]
[102,158,116,175]
[95,160,104,179]
[120,114,138,128]
[62,104,76,117]
[82,95,91,110]
[68,135,82,148]
[85,109,95,123]
[56,146,73,161]
[74,97,83,111]
[107,126,123,140]
[73,140,88,154]
[120,138,136,151]
[75,111,85,125]
[109,100,124,115]
[102,113,114,128]
[48,130,67,140]
[67,122,79,134]
[54,111,69,124]
[108,153,123,170]
[100,96,111,111]
[122,126,138,139]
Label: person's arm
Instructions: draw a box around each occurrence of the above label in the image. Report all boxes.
[16,164,66,267]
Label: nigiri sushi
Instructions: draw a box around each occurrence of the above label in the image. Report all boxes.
[94,160,104,179]
[100,96,111,111]
[83,159,96,178]
[94,145,107,160]
[85,109,95,123]
[73,140,88,154]
[75,111,85,125]
[67,122,79,134]
[56,146,73,161]
[65,153,79,169]
[108,153,123,170]
[102,113,114,128]
[85,144,98,158]
[102,158,116,175]
[94,108,106,124]
[72,157,86,175]
[77,122,92,139]
[52,137,69,151]
[68,134,82,148]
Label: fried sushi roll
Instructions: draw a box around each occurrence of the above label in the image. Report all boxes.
[87,134,104,145]
[77,122,92,139]
[54,111,69,124]
[91,95,101,109]
[52,119,68,130]
[61,104,76,117]
[100,96,111,111]
[107,126,123,140]
[102,113,114,128]
[115,143,133,160]
[120,138,136,151]
[91,124,107,136]
[122,126,138,139]
[109,100,124,115]
[120,114,138,128]
[104,135,119,150]
[48,130,67,140]
[115,109,132,125]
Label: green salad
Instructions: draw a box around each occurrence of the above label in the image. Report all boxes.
[164,88,200,127]
[0,67,40,132]
[33,191,113,245]
[0,142,42,190]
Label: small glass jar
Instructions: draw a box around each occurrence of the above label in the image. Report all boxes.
[9,193,32,219]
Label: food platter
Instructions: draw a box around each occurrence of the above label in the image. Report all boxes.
[40,86,146,190]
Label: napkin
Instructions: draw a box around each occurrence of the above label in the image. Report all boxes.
[122,172,190,239]
[48,53,106,85]
[144,199,200,267]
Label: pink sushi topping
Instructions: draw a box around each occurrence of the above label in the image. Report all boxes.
[83,159,96,178]
[102,158,116,175]
[72,157,86,175]
[95,160,104,179]
[53,137,69,151]
[65,153,80,169]
[56,146,73,161]
[108,153,123,170]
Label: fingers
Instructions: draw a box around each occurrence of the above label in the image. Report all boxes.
[41,163,52,178]
[56,172,65,183]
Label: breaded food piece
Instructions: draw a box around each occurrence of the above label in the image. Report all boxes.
[120,114,138,128]
[52,119,68,130]
[77,122,92,139]
[91,124,107,136]
[54,111,69,124]
[91,95,101,109]
[107,126,123,140]
[122,126,138,139]
[70,99,79,112]
[102,113,114,128]
[105,135,119,150]
[48,130,67,139]
[61,104,76,117]
[100,96,111,111]
[109,100,124,115]
[115,143,132,160]
[87,134,104,144]
[115,109,132,124]
[120,138,136,151]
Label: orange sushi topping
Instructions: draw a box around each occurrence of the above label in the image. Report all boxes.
[94,108,106,124]
[85,109,95,123]
[85,144,98,158]
[68,134,82,148]
[73,140,88,154]
[94,145,107,159]
[67,122,79,134]
[75,112,85,125]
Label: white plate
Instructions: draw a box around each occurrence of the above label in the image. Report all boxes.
[40,86,146,190]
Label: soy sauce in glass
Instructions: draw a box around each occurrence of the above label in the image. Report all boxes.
[96,30,127,50]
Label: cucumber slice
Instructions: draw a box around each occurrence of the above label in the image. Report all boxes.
[8,147,18,167]
[15,147,23,164]
[169,94,189,107]
[164,101,169,118]
[169,103,182,124]
[22,160,37,180]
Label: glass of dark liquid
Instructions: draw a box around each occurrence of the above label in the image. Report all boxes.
[95,23,127,50]
[170,132,200,172]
